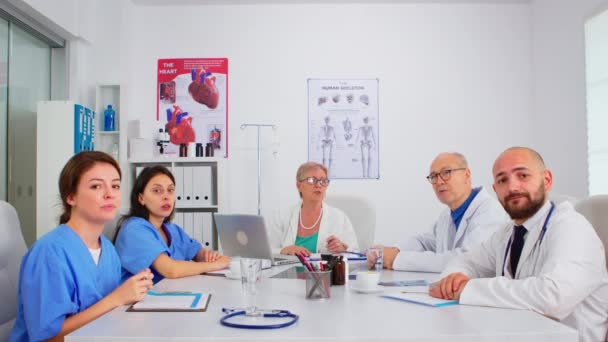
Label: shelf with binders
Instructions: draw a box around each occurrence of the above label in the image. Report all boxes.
[129,158,224,249]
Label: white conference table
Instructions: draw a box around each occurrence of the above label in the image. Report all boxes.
[67,264,578,341]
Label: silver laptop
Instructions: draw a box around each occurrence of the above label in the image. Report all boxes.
[214,214,299,267]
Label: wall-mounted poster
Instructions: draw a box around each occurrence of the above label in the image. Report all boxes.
[308,79,379,179]
[157,58,228,157]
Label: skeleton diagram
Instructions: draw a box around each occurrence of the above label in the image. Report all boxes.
[343,117,353,142]
[355,116,375,178]
[318,116,336,175]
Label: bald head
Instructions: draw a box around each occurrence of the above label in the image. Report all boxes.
[428,152,472,210]
[431,152,468,169]
[492,146,552,224]
[493,147,546,176]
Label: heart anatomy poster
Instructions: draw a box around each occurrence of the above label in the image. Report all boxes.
[157,58,228,157]
[308,79,379,179]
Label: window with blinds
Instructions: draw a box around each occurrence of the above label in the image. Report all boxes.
[585,9,608,195]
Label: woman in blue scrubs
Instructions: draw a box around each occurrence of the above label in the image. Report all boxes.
[114,165,230,284]
[9,151,154,342]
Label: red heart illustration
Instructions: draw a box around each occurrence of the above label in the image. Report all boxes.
[189,70,219,109]
[165,106,196,145]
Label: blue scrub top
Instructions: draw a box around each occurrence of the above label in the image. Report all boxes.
[115,216,203,284]
[9,225,122,342]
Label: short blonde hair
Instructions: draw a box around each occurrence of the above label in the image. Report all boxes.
[296,161,328,181]
[296,162,328,198]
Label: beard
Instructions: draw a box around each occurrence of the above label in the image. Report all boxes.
[501,183,546,221]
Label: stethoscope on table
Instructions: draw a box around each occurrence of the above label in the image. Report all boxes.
[501,201,555,277]
[220,307,299,329]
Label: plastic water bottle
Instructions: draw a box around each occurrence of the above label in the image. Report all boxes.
[104,105,115,131]
[110,143,119,160]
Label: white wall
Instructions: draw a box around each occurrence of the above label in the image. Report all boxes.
[10,0,539,244]
[7,0,95,41]
[119,2,533,243]
[531,0,608,197]
[13,0,608,244]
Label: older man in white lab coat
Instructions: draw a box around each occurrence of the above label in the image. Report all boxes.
[382,152,509,272]
[430,147,608,342]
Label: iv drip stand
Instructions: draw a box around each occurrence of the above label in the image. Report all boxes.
[240,123,276,215]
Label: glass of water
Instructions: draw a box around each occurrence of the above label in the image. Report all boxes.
[240,258,262,315]
[366,247,384,272]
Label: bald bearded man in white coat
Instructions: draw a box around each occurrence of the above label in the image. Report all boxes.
[431,147,608,342]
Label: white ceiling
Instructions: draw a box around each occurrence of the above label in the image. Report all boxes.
[132,0,531,6]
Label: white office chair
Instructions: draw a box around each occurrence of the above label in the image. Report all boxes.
[574,195,608,267]
[325,195,376,251]
[0,201,27,340]
[550,193,579,206]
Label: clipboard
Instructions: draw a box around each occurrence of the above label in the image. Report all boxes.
[127,291,212,312]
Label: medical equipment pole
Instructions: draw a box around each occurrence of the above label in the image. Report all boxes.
[240,123,276,215]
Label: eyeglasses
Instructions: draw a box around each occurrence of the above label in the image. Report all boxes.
[426,168,467,184]
[299,177,331,187]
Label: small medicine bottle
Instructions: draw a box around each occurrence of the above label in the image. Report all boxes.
[195,142,204,157]
[331,256,346,286]
[205,143,214,157]
[179,143,188,157]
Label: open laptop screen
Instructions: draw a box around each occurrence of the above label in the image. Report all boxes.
[214,214,275,260]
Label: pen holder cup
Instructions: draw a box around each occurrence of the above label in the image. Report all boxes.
[305,271,331,300]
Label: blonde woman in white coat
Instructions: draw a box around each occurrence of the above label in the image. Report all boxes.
[431,147,608,342]
[269,162,359,256]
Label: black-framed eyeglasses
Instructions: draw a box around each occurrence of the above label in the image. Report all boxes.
[299,177,330,187]
[426,168,467,184]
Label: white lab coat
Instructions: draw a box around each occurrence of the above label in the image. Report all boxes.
[268,201,359,254]
[443,201,608,342]
[393,187,509,272]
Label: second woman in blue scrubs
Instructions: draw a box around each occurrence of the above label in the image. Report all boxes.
[114,165,230,283]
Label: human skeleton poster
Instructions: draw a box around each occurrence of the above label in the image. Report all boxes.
[308,79,379,179]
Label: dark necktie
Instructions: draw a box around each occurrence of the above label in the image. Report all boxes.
[510,225,527,277]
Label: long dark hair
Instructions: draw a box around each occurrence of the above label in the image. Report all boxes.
[59,151,121,224]
[114,165,175,242]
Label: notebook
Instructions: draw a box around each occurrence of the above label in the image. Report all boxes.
[214,214,299,267]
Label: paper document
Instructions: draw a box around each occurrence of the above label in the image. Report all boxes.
[378,280,428,287]
[391,285,429,294]
[129,291,211,311]
[382,292,458,307]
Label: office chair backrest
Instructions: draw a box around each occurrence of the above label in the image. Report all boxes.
[574,195,608,267]
[0,201,27,340]
[549,193,579,206]
[325,195,376,251]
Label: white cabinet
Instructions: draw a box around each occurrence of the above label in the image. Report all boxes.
[95,84,121,160]
[36,101,95,240]
[129,157,224,249]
